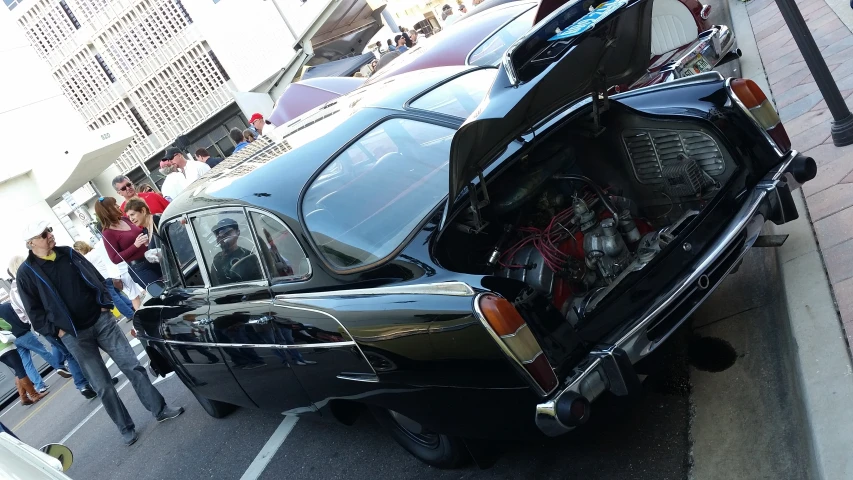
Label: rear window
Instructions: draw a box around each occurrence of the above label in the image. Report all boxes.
[302,118,453,271]
[468,8,536,66]
[409,68,497,118]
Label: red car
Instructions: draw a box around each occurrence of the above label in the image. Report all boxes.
[367,0,731,89]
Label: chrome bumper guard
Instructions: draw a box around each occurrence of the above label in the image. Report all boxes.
[535,152,801,437]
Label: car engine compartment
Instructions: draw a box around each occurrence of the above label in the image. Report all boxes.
[437,111,737,326]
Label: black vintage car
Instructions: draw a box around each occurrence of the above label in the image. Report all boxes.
[137,0,816,469]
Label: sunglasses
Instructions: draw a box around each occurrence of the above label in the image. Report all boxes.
[117,183,134,192]
[35,227,53,240]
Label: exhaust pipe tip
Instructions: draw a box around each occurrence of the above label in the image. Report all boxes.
[789,154,817,184]
[555,393,591,427]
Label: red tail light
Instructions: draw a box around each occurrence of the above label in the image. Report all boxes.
[477,294,559,395]
[730,78,791,152]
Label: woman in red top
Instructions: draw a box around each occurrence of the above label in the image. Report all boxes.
[95,197,162,288]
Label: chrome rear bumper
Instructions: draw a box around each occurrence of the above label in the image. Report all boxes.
[535,151,801,436]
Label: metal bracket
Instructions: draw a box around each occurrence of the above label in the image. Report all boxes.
[753,234,789,248]
[466,171,491,233]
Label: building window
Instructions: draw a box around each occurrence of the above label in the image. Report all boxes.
[207,50,230,81]
[4,0,23,11]
[174,0,194,23]
[130,107,153,136]
[95,54,117,83]
[59,1,81,29]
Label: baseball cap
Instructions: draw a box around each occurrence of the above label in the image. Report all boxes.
[249,113,263,123]
[23,220,51,241]
[212,218,239,234]
[164,147,181,159]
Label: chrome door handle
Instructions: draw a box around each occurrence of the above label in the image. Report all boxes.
[247,316,270,325]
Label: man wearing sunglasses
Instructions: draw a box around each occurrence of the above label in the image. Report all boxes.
[15,221,184,446]
[112,175,170,214]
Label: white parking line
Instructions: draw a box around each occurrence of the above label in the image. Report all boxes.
[239,416,299,480]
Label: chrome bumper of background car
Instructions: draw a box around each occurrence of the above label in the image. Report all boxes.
[631,25,739,88]
[535,151,803,437]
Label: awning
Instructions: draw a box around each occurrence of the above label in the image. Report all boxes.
[301,52,376,79]
[38,121,135,204]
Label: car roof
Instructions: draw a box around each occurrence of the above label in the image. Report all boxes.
[365,1,537,85]
[163,65,473,222]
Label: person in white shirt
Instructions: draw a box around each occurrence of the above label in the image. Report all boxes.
[160,147,211,200]
[442,4,460,26]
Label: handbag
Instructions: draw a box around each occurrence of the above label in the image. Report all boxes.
[0,331,16,343]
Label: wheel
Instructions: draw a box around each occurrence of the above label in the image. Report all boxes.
[191,389,237,418]
[369,406,468,469]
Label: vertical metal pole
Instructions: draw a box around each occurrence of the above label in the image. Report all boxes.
[775,0,853,146]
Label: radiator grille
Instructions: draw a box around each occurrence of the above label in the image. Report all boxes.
[622,129,725,184]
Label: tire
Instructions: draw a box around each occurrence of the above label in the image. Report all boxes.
[191,389,237,418]
[369,406,468,469]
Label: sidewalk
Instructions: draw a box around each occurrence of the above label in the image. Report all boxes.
[742,0,853,355]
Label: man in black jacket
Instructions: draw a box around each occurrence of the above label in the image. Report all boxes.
[16,221,184,446]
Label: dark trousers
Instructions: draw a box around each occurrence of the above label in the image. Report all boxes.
[128,261,162,288]
[0,350,27,379]
[61,312,166,435]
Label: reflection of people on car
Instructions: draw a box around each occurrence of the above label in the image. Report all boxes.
[210,218,262,285]
[165,318,220,364]
[262,228,294,277]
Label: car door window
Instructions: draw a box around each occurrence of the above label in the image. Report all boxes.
[468,8,537,66]
[190,209,265,287]
[164,219,205,288]
[302,118,453,271]
[249,211,311,283]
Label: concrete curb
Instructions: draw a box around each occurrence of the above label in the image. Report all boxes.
[770,191,853,480]
[728,0,853,476]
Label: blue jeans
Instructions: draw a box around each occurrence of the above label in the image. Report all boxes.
[15,332,61,391]
[106,280,135,319]
[45,335,89,390]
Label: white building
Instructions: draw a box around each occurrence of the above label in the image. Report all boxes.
[0,0,384,277]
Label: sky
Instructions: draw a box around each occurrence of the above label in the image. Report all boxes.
[0,7,87,183]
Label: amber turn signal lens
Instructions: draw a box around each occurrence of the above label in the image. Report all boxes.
[478,294,559,395]
[731,78,791,152]
[730,78,766,108]
[478,294,526,336]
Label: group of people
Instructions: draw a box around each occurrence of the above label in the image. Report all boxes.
[441,3,467,26]
[379,26,418,54]
[0,112,271,446]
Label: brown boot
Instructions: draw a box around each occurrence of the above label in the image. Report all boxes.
[15,378,34,406]
[19,376,47,403]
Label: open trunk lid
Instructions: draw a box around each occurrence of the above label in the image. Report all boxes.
[448,0,655,201]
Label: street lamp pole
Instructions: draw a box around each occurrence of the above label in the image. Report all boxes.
[774,0,853,146]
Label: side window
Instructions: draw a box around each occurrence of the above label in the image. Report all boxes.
[302,118,453,270]
[164,220,204,288]
[468,8,537,66]
[190,210,265,287]
[249,212,310,283]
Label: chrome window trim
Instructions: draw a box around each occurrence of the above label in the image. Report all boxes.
[164,214,211,289]
[207,280,270,292]
[464,2,539,67]
[245,206,313,285]
[275,281,475,300]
